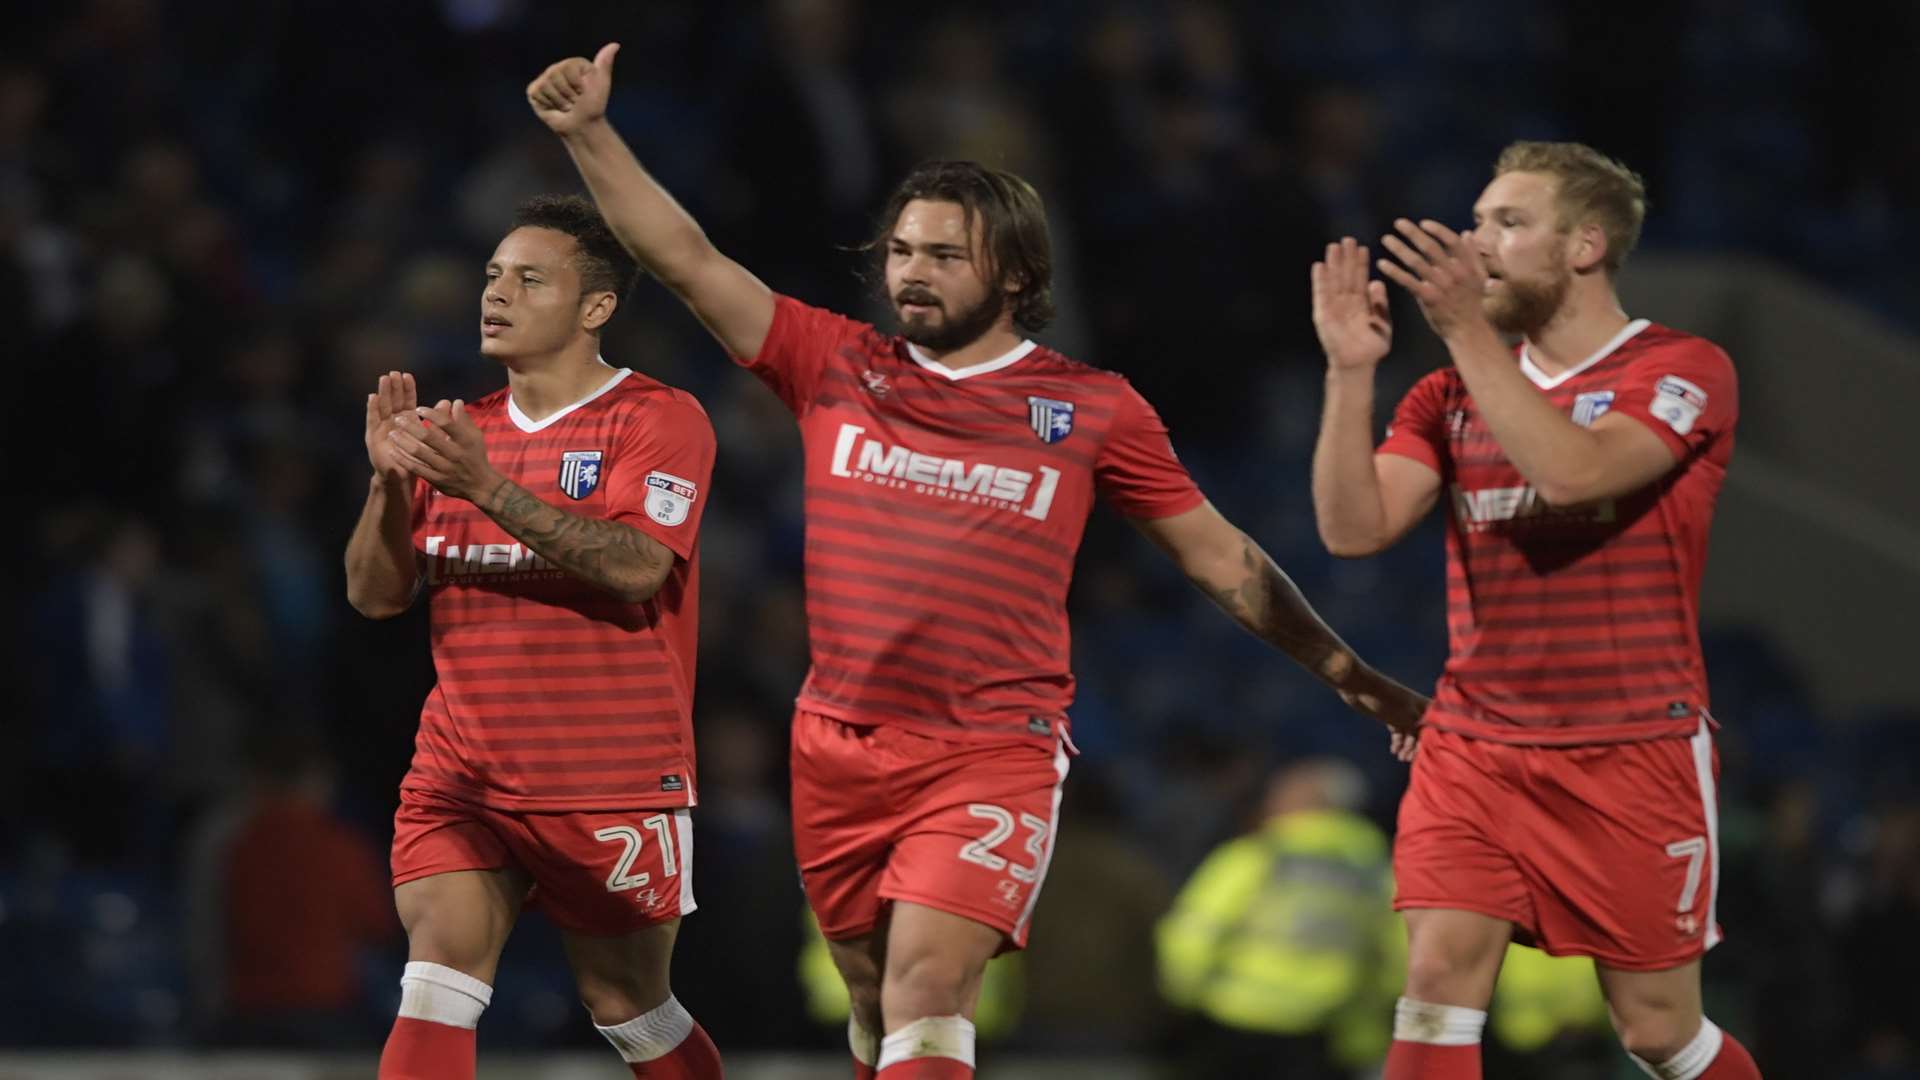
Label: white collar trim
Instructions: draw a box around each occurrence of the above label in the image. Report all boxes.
[507,362,629,432]
[905,339,1038,381]
[1519,319,1649,389]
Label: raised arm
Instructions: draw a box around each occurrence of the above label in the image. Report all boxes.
[1132,501,1428,755]
[527,44,775,360]
[344,372,422,619]
[1310,238,1442,556]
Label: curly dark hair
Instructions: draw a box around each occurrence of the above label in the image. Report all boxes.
[864,161,1055,334]
[511,193,642,309]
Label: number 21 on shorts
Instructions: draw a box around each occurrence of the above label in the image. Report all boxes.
[595,814,678,894]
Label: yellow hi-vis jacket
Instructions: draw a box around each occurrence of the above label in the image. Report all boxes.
[1490,945,1609,1053]
[1156,809,1400,1064]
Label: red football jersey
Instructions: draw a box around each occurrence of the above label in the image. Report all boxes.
[736,295,1205,744]
[1378,320,1737,745]
[404,366,715,809]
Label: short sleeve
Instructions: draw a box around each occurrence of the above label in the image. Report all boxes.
[1607,339,1738,460]
[602,394,717,561]
[1096,381,1206,519]
[732,294,869,413]
[1377,371,1452,471]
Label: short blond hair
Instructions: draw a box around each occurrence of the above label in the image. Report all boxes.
[1495,141,1647,276]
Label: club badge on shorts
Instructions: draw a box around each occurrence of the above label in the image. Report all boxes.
[1027,396,1075,444]
[559,450,603,499]
[644,471,697,526]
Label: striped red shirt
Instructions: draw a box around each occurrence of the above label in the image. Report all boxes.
[1378,320,1737,745]
[737,295,1205,744]
[403,366,715,809]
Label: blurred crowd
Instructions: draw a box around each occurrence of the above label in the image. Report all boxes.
[5,1,1918,1076]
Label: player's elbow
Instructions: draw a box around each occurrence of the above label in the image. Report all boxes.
[1318,524,1388,559]
[611,567,672,606]
[347,589,411,620]
[1534,472,1612,509]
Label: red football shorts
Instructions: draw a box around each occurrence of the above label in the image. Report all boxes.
[1394,719,1724,971]
[391,787,695,937]
[790,710,1072,949]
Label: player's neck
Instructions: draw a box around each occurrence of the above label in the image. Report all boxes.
[504,346,618,422]
[917,323,1027,372]
[1521,288,1630,378]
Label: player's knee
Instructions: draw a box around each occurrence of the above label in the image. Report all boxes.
[883,950,980,1020]
[402,918,503,976]
[847,984,884,1033]
[1402,946,1497,1005]
[1612,1008,1698,1063]
[574,966,670,1026]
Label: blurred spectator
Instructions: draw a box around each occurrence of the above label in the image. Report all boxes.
[1156,758,1398,1078]
[1838,801,1920,1078]
[24,512,175,864]
[184,726,396,1049]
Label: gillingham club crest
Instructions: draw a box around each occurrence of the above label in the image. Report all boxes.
[1027,396,1075,444]
[559,450,604,500]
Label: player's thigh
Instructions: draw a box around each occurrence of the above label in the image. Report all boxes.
[1518,728,1720,968]
[561,919,682,1023]
[394,868,530,981]
[879,735,1068,949]
[882,900,1006,1022]
[824,914,889,1023]
[506,806,697,937]
[1400,907,1514,1009]
[1595,958,1703,1060]
[390,792,528,979]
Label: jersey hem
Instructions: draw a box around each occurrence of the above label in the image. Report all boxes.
[400,779,698,814]
[796,697,1064,749]
[1423,712,1704,747]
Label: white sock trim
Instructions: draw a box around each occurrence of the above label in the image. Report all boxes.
[848,1015,880,1067]
[877,1015,976,1069]
[597,995,696,1064]
[1392,997,1487,1047]
[397,961,493,1029]
[1631,1018,1725,1080]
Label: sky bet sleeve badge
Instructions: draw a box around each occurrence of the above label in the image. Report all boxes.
[644,471,697,526]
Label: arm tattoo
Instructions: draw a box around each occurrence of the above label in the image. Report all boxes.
[1200,536,1356,686]
[479,477,675,602]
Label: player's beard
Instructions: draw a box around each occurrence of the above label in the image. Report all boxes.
[1485,259,1572,336]
[894,286,1008,353]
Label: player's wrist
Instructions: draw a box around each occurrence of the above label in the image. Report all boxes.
[1324,363,1378,388]
[1441,319,1503,357]
[556,115,612,145]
